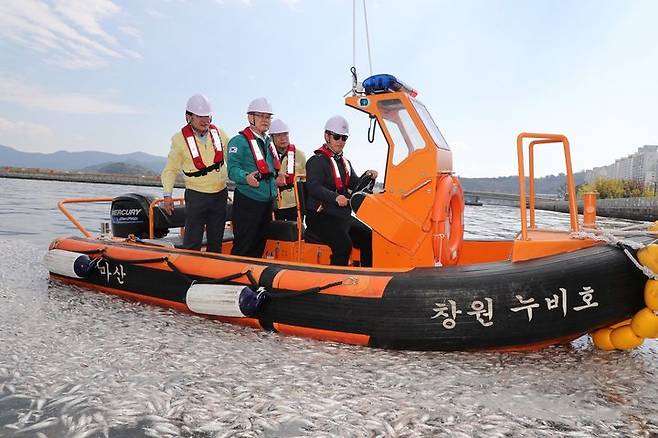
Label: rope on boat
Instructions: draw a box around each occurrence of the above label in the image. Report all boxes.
[570,229,647,250]
[618,222,655,232]
[570,228,658,279]
[621,247,658,280]
[95,252,253,287]
[92,251,345,299]
[76,248,106,255]
[572,223,658,350]
[266,280,344,300]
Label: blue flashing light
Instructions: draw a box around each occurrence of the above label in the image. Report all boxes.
[363,74,397,94]
[362,74,418,97]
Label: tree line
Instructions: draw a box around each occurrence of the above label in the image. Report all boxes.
[576,178,655,199]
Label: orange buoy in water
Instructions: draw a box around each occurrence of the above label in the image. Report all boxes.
[630,307,658,338]
[591,328,615,351]
[610,325,644,350]
[644,280,658,311]
[638,244,658,274]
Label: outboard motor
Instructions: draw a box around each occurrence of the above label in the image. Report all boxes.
[110,193,185,238]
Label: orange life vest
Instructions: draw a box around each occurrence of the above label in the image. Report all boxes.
[314,145,351,191]
[181,124,224,177]
[240,127,280,178]
[280,144,297,185]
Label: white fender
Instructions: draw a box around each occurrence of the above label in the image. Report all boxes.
[43,249,93,278]
[186,283,252,317]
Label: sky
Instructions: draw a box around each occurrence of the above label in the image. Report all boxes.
[1,0,658,178]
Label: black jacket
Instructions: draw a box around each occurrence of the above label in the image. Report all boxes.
[305,151,359,219]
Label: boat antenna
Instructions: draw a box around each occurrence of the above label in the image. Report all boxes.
[352,0,356,71]
[347,0,374,96]
[362,0,373,76]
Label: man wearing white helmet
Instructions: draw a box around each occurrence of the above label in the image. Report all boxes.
[270,119,307,221]
[305,115,378,267]
[226,97,279,257]
[161,94,229,253]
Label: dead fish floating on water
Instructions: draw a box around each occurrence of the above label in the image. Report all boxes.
[12,416,59,433]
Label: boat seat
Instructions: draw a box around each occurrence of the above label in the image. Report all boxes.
[265,220,300,242]
[146,228,234,249]
[296,180,308,222]
[296,180,328,245]
[303,228,325,244]
[153,202,233,231]
[152,204,186,231]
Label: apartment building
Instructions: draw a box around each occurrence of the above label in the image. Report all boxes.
[585,145,658,187]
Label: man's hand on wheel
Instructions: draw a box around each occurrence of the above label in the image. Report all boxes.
[336,194,349,207]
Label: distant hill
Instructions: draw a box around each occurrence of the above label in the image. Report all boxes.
[1,143,588,194]
[459,171,587,195]
[0,144,167,174]
[77,162,157,176]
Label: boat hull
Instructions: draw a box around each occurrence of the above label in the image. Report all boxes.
[47,236,646,351]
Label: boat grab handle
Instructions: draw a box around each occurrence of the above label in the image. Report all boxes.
[58,197,114,238]
[516,133,578,239]
[402,178,432,199]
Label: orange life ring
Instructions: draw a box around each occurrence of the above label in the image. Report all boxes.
[432,175,464,266]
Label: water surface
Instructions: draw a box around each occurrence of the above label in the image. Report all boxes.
[0,178,656,437]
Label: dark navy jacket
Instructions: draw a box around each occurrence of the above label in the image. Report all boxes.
[305,151,359,219]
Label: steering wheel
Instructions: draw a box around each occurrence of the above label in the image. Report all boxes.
[352,171,376,194]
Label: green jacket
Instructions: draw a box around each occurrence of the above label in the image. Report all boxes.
[227,129,278,202]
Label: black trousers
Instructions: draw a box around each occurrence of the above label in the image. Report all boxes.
[231,189,273,258]
[274,207,297,221]
[183,188,228,253]
[306,212,373,267]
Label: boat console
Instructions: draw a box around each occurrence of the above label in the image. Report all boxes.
[343,73,463,268]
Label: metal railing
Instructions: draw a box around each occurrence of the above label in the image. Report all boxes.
[148,197,184,239]
[58,197,185,239]
[516,133,578,240]
[58,197,114,238]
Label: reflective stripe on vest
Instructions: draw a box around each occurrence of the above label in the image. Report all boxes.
[181,124,224,171]
[285,144,296,185]
[314,145,351,191]
[240,127,280,176]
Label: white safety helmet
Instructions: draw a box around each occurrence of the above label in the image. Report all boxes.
[185,94,213,117]
[247,97,273,114]
[270,119,289,135]
[324,115,349,136]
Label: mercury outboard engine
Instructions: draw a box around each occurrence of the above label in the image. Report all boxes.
[110,193,184,238]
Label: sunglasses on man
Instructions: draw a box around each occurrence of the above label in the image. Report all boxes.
[329,132,348,142]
